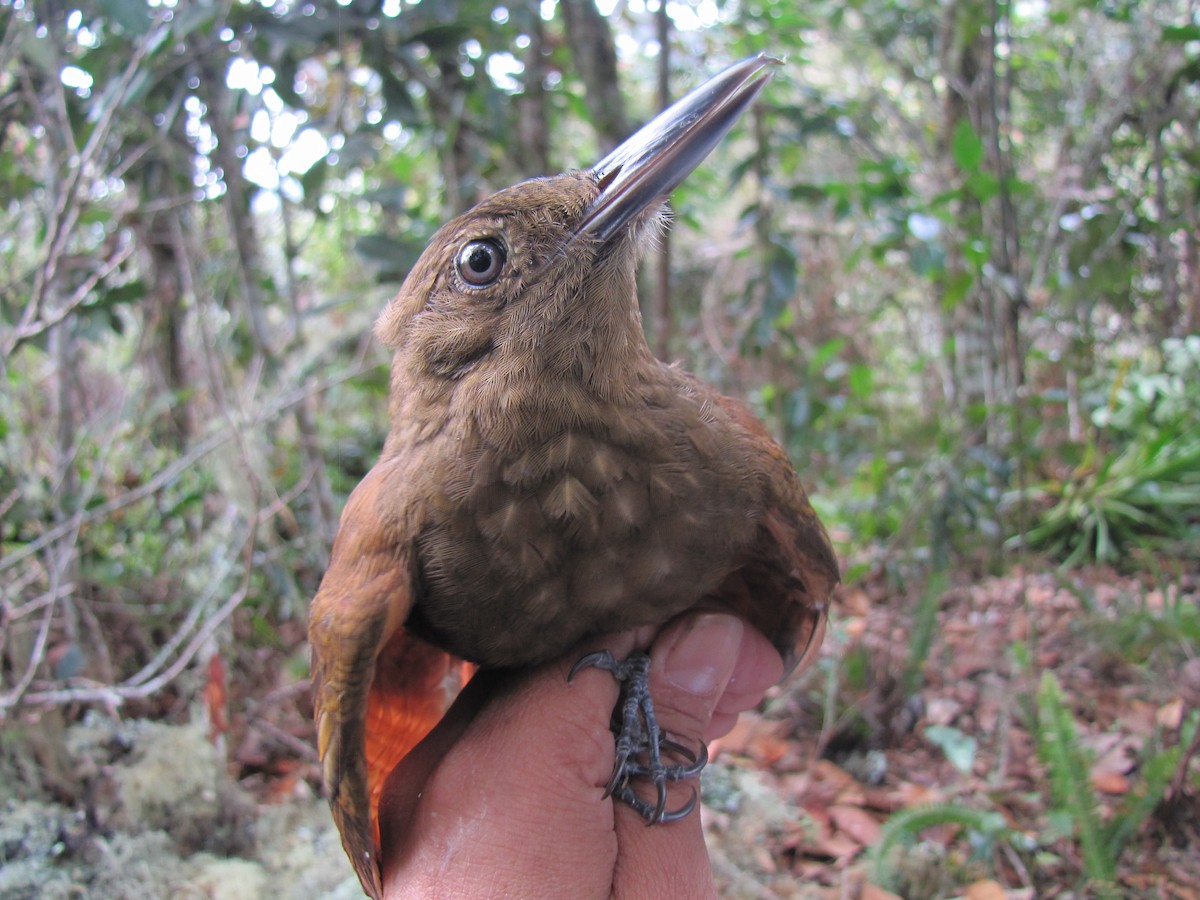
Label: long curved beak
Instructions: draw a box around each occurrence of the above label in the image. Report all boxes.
[577,54,780,241]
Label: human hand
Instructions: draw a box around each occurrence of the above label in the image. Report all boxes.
[377,611,784,899]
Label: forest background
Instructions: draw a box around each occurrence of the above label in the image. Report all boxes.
[1,0,1198,896]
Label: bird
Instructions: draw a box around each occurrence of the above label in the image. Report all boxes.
[308,54,838,900]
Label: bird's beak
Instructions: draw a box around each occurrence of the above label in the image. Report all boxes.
[578,54,780,241]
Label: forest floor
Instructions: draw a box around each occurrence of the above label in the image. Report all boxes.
[1,563,1197,899]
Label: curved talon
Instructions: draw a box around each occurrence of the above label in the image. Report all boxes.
[612,782,700,824]
[569,650,618,681]
[651,776,668,823]
[620,738,708,782]
[657,786,699,823]
[611,784,651,821]
[572,648,706,825]
[604,753,629,798]
[659,737,697,763]
[607,743,632,793]
[659,737,709,778]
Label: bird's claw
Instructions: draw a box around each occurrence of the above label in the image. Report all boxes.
[610,782,700,824]
[620,738,709,781]
[571,649,709,824]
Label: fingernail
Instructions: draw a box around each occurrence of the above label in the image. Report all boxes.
[664,614,743,696]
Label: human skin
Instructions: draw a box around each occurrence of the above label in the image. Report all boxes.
[377,611,784,899]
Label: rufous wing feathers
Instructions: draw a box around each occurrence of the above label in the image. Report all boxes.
[308,464,466,899]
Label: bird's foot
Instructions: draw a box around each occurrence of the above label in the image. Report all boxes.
[569,650,709,823]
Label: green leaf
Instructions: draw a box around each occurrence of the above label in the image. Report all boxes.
[354,234,427,278]
[849,363,873,401]
[925,725,977,774]
[942,270,974,309]
[870,803,1014,890]
[966,170,999,203]
[361,184,409,211]
[810,338,846,372]
[1035,672,1116,884]
[301,162,329,205]
[1162,24,1200,42]
[767,246,797,306]
[98,0,154,35]
[903,571,948,695]
[963,238,990,268]
[952,120,984,172]
[1104,742,1180,857]
[789,182,828,203]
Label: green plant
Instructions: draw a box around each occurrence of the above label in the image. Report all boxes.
[1086,589,1200,666]
[901,569,947,696]
[1022,429,1200,564]
[868,801,1027,891]
[1103,732,1183,863]
[1034,671,1116,887]
[1020,338,1200,565]
[1094,336,1200,437]
[1032,670,1184,895]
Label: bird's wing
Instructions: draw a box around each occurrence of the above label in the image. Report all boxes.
[710,392,840,674]
[309,460,467,900]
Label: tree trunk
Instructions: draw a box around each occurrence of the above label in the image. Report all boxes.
[516,3,551,177]
[559,0,628,150]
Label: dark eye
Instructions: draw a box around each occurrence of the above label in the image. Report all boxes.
[457,238,506,286]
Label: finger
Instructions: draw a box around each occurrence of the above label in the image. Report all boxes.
[709,623,784,739]
[610,613,753,899]
[380,633,645,899]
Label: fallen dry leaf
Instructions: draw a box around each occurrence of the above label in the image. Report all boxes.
[829,803,882,845]
[203,653,229,744]
[926,696,963,725]
[801,829,862,860]
[1090,769,1130,794]
[1157,698,1185,730]
[841,586,872,617]
[712,711,791,766]
[861,884,904,900]
[1089,732,1139,782]
[964,879,1009,900]
[891,780,944,808]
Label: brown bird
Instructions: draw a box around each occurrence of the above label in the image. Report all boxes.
[309,54,838,899]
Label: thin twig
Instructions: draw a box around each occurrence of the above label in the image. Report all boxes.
[6,237,136,345]
[9,520,258,711]
[3,593,56,709]
[254,719,320,764]
[4,10,172,358]
[0,520,76,709]
[6,583,74,622]
[0,363,370,576]
[121,511,243,690]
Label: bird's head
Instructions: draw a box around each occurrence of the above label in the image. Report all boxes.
[375,55,778,404]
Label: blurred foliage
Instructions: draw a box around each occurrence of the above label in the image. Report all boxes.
[868,801,1029,895]
[1021,336,1200,565]
[1034,670,1118,889]
[1030,666,1185,895]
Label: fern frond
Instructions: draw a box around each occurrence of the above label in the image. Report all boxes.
[869,802,1011,888]
[1034,671,1117,886]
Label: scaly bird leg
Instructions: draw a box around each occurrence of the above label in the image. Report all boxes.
[569,650,708,824]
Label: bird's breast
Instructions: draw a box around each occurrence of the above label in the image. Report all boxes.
[409,393,758,668]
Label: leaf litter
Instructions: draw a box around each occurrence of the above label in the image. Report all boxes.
[1,566,1196,898]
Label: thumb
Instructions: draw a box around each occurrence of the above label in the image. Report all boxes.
[647,612,785,745]
[606,613,780,900]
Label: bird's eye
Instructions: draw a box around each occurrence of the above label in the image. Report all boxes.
[457,239,506,287]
